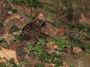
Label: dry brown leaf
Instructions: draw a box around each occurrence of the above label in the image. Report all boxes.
[45,42,58,54]
[3,33,15,44]
[62,61,70,67]
[56,27,66,36]
[12,4,33,17]
[49,63,55,67]
[44,63,55,67]
[0,46,19,64]
[72,47,82,54]
[24,7,33,16]
[45,42,58,50]
[4,14,27,33]
[79,13,90,25]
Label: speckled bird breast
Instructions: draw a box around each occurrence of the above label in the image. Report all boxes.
[21,22,41,44]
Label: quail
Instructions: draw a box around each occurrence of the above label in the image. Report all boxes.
[20,12,46,44]
[21,19,45,44]
[16,12,46,61]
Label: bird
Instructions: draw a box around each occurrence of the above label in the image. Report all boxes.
[13,12,46,63]
[16,44,27,60]
[20,19,46,44]
[20,12,46,44]
[15,13,46,63]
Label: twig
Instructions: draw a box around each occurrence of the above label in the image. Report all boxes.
[6,0,15,9]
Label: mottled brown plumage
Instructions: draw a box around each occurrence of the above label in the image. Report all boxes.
[16,19,46,61]
[21,19,45,44]
[16,45,27,60]
[17,12,46,61]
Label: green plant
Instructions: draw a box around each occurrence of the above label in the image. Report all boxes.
[14,35,23,42]
[51,37,66,48]
[18,60,29,67]
[70,64,74,67]
[36,63,44,67]
[0,38,6,43]
[9,0,43,8]
[28,37,63,66]
[0,58,18,67]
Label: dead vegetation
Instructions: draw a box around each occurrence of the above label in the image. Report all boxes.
[0,0,90,67]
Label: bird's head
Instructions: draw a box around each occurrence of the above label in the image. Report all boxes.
[34,11,46,27]
[34,19,46,27]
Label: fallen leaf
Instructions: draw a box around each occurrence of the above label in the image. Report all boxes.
[56,27,66,36]
[49,63,55,67]
[0,46,19,64]
[44,63,55,67]
[45,42,58,50]
[79,13,90,25]
[72,47,82,54]
[4,14,27,33]
[3,33,15,45]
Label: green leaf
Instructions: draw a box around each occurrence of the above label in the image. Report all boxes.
[36,64,44,67]
[18,60,28,67]
[52,37,66,48]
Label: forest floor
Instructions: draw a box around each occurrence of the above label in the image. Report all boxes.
[0,0,90,67]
